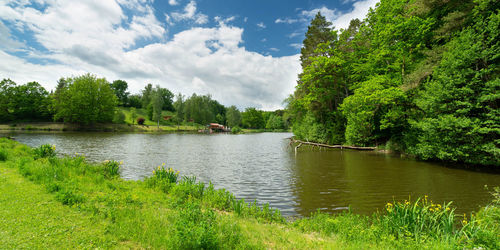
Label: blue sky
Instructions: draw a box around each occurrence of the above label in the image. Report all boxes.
[0,0,378,110]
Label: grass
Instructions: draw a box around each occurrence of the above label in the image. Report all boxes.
[0,138,498,249]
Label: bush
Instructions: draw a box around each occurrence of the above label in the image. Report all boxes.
[112,110,126,124]
[33,144,56,159]
[0,148,7,161]
[377,196,456,240]
[145,165,179,192]
[137,117,145,125]
[102,160,121,178]
[231,126,242,134]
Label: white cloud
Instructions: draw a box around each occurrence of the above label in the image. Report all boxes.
[276,0,379,31]
[171,0,208,24]
[0,1,301,110]
[288,32,302,38]
[289,43,302,49]
[331,0,378,30]
[214,16,236,25]
[269,48,279,52]
[168,0,179,6]
[0,21,24,51]
[275,18,299,24]
[256,22,266,29]
[301,6,339,22]
[301,0,379,30]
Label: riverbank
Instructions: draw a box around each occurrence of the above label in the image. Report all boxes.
[0,122,200,133]
[0,138,498,249]
[0,122,288,134]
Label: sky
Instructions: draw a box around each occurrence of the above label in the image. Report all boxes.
[0,0,379,110]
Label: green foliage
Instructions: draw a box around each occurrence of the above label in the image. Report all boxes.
[288,0,497,165]
[226,105,241,127]
[151,85,164,127]
[52,74,117,124]
[33,144,56,159]
[102,160,121,178]
[265,114,284,130]
[129,107,137,124]
[0,79,52,122]
[300,12,335,68]
[292,111,329,143]
[341,76,406,146]
[110,80,129,106]
[180,94,225,125]
[458,187,500,249]
[126,94,142,108]
[112,110,126,124]
[241,107,264,129]
[407,4,500,165]
[0,148,7,161]
[379,197,456,239]
[231,126,242,134]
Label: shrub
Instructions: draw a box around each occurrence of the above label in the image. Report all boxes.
[137,117,145,125]
[377,196,456,240]
[231,126,242,134]
[0,148,7,161]
[112,110,126,124]
[56,188,85,206]
[145,165,179,192]
[33,144,56,159]
[102,160,121,178]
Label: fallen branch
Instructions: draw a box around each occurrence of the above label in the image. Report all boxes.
[291,139,376,151]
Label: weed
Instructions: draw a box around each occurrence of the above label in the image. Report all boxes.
[378,196,456,240]
[33,144,56,159]
[0,148,7,161]
[102,160,121,178]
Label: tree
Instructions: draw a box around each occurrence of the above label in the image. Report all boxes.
[11,81,51,121]
[407,2,499,165]
[300,12,335,68]
[0,79,16,121]
[225,105,241,127]
[53,74,117,124]
[0,79,51,122]
[266,114,284,130]
[127,94,142,108]
[157,87,174,111]
[173,93,185,124]
[241,108,264,129]
[152,85,164,129]
[130,107,137,125]
[141,84,153,109]
[110,80,129,106]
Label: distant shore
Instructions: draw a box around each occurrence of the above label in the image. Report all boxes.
[0,122,291,133]
[0,122,199,133]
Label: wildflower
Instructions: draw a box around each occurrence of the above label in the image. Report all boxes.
[120,161,123,165]
[162,163,165,166]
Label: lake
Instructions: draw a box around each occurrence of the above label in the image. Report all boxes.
[7,132,499,216]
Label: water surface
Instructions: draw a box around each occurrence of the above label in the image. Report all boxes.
[8,132,499,216]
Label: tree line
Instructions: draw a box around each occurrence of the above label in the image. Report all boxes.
[0,73,289,130]
[288,0,498,166]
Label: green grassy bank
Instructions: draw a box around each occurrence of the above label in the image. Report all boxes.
[0,138,498,249]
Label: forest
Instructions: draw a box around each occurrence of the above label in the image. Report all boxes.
[288,0,498,166]
[0,74,289,131]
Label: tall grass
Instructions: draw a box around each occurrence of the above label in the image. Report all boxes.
[378,196,456,239]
